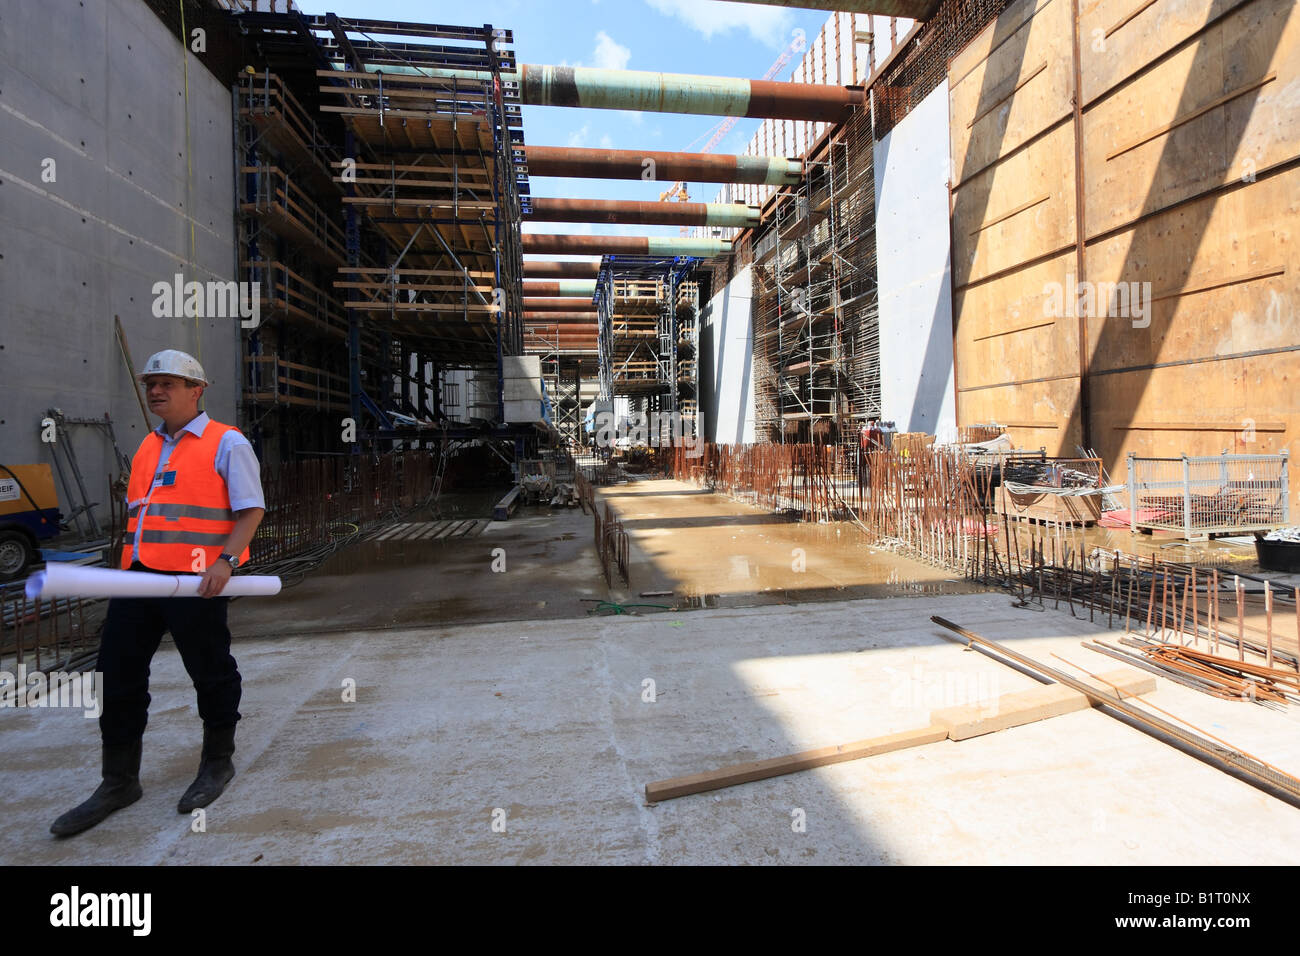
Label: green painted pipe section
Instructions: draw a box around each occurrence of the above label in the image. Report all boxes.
[704,204,760,227]
[561,67,752,116]
[735,155,802,185]
[555,280,598,296]
[646,237,732,257]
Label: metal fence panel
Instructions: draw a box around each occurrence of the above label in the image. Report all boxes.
[1126,452,1290,538]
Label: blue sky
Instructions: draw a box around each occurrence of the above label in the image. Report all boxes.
[324,0,834,243]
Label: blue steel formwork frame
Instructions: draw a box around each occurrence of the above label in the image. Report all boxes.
[595,255,700,438]
[306,14,529,443]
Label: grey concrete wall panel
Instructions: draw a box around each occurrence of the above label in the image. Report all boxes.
[873,80,957,440]
[700,266,755,445]
[1,0,238,534]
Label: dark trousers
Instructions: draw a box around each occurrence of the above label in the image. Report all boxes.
[97,563,242,745]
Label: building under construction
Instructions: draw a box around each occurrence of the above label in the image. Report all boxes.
[3,0,1300,879]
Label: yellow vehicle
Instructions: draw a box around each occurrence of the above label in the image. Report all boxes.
[0,464,61,581]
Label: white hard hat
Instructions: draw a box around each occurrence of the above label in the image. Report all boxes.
[138,349,208,386]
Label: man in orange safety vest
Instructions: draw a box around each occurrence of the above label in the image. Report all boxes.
[51,349,266,837]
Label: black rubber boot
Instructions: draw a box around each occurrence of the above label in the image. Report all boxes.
[50,740,144,838]
[177,724,236,813]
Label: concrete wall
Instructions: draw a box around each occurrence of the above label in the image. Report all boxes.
[700,266,755,445]
[873,80,957,440]
[1,0,238,528]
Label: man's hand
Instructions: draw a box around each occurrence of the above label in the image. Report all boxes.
[198,558,233,598]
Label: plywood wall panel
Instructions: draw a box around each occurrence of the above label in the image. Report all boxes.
[951,120,1077,288]
[1083,0,1300,237]
[950,0,1054,87]
[953,252,1081,389]
[949,0,1075,185]
[1090,353,1300,468]
[1078,0,1252,104]
[1085,165,1299,374]
[1222,0,1300,183]
[957,376,1083,454]
[1083,32,1226,236]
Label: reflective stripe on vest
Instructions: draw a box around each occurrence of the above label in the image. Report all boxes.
[122,421,252,571]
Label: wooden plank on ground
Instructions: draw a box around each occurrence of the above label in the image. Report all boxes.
[645,666,1155,801]
[644,725,950,803]
[930,668,1155,740]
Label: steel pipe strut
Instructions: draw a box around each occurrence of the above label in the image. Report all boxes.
[521,234,731,257]
[522,280,599,296]
[520,65,862,122]
[338,63,863,121]
[523,261,602,279]
[522,298,597,311]
[527,198,758,228]
[521,146,800,185]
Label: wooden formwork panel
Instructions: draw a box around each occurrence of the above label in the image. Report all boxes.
[951,120,1077,288]
[953,252,1081,390]
[950,0,1055,89]
[1088,352,1300,467]
[956,375,1083,455]
[949,0,1075,186]
[1082,0,1300,237]
[1084,165,1300,374]
[1078,0,1254,104]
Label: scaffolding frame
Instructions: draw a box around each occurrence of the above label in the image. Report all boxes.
[751,103,879,447]
[233,10,534,461]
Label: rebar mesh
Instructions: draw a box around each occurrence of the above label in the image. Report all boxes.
[873,0,1018,138]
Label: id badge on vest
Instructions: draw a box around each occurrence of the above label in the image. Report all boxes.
[153,470,178,489]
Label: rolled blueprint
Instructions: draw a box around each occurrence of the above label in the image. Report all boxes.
[26,562,282,600]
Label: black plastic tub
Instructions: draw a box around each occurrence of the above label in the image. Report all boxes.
[1255,534,1300,573]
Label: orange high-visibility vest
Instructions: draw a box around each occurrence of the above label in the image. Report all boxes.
[122,421,252,572]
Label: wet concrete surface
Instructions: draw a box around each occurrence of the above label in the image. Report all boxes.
[229,479,982,640]
[599,478,982,610]
[232,498,608,639]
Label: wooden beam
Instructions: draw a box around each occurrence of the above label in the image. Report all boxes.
[645,725,949,802]
[645,666,1154,801]
[931,670,1154,741]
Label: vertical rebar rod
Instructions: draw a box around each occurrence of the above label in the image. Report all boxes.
[1265,580,1273,668]
[1236,575,1245,662]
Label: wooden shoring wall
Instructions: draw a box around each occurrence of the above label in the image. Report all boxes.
[948,0,1300,466]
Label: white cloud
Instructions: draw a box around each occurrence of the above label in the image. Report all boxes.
[644,0,794,50]
[567,124,592,148]
[591,31,631,71]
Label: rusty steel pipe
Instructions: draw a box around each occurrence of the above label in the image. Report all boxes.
[522,297,597,311]
[518,65,862,122]
[523,260,602,279]
[521,146,800,185]
[527,197,758,228]
[522,280,599,296]
[521,233,731,256]
[348,63,863,121]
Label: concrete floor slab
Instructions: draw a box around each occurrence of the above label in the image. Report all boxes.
[5,592,1300,865]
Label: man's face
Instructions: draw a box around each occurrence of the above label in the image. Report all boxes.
[144,375,202,419]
